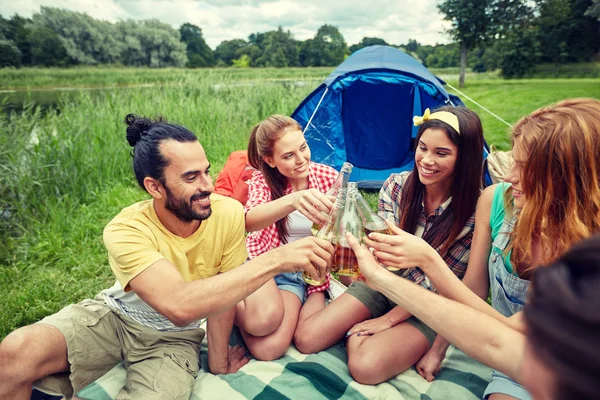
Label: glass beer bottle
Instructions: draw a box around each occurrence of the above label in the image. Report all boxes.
[303,162,353,286]
[352,191,399,271]
[332,182,362,277]
[310,162,353,235]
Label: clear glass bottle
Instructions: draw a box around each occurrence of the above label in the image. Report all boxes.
[332,182,362,277]
[310,162,353,235]
[352,191,399,271]
[303,162,353,286]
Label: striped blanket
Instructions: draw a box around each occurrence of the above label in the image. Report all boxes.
[76,326,491,400]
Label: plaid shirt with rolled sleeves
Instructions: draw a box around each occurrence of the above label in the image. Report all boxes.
[244,162,339,259]
[378,171,475,292]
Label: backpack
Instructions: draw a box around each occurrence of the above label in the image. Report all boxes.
[214,150,257,206]
[485,148,513,185]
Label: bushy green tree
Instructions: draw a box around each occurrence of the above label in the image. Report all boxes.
[116,19,187,67]
[405,39,419,53]
[349,37,388,53]
[180,23,214,67]
[214,39,249,66]
[254,27,298,67]
[536,0,600,62]
[232,54,251,68]
[300,25,347,66]
[0,15,33,66]
[31,7,121,65]
[438,0,492,87]
[499,25,540,77]
[0,39,21,67]
[28,26,70,66]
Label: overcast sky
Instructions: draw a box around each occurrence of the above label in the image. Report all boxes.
[0,0,452,49]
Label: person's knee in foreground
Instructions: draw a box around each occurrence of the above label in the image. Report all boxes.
[347,228,600,400]
[235,115,339,361]
[0,114,333,400]
[361,98,600,398]
[294,106,486,385]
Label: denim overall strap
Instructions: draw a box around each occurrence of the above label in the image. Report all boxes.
[488,214,531,318]
[484,214,533,400]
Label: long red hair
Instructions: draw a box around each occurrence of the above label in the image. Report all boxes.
[508,98,600,275]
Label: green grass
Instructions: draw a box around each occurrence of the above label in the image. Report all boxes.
[0,67,599,339]
[0,67,331,90]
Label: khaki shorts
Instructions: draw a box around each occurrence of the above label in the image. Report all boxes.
[34,297,205,400]
[345,280,437,347]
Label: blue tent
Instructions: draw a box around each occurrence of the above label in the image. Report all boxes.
[292,45,490,189]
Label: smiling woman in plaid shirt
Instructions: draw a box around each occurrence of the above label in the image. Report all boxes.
[234,115,339,361]
[358,98,600,400]
[294,106,486,385]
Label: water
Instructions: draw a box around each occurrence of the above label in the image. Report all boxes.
[0,80,317,114]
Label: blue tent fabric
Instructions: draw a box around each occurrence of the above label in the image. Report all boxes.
[292,45,492,189]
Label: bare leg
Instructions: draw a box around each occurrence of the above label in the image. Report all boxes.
[235,278,284,337]
[346,321,430,385]
[0,324,70,400]
[241,291,302,361]
[294,293,371,354]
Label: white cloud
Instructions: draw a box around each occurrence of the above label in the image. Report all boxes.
[0,0,451,48]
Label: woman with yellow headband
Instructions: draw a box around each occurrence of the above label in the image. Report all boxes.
[294,106,486,384]
[360,98,600,399]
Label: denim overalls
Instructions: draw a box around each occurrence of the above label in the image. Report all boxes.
[483,214,532,400]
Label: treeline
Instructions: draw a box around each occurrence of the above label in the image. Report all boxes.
[1,1,599,77]
[437,0,600,82]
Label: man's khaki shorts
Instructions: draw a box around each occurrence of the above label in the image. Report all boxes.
[34,297,205,400]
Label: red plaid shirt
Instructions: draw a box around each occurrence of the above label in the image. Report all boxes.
[379,171,475,292]
[244,162,339,258]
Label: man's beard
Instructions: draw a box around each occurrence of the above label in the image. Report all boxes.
[164,186,212,223]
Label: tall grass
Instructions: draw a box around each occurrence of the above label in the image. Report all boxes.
[0,67,331,90]
[1,68,599,338]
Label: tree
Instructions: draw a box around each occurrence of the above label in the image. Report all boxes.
[116,19,187,67]
[28,26,70,67]
[349,37,388,53]
[0,40,21,67]
[214,39,248,66]
[31,7,122,65]
[180,23,214,68]
[536,0,600,63]
[232,54,251,68]
[438,0,492,87]
[405,39,419,53]
[499,25,540,77]
[300,25,347,66]
[1,15,33,66]
[253,27,298,67]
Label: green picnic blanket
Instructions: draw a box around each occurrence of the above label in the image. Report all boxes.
[76,328,491,400]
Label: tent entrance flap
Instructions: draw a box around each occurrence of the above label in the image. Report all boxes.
[341,80,415,171]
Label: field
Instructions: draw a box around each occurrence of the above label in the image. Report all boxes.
[1,67,599,339]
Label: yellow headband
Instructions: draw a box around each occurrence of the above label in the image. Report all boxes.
[413,108,460,134]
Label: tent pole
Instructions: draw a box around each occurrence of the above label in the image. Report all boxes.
[302,87,329,134]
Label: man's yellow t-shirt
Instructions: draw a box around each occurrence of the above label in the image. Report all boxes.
[101,194,248,331]
[103,194,248,291]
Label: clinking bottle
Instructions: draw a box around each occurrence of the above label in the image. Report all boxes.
[303,162,354,286]
[352,190,399,271]
[331,182,362,277]
[310,162,353,235]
